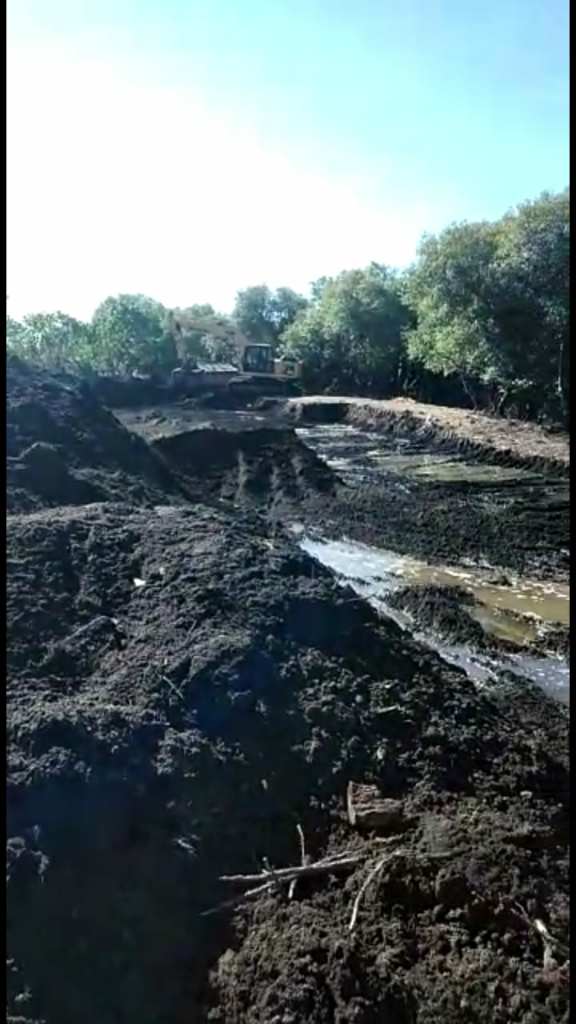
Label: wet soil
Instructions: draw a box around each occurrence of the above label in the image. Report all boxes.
[293,425,569,583]
[286,397,570,475]
[386,584,570,662]
[6,365,570,1024]
[119,401,569,582]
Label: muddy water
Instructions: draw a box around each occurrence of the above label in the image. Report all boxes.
[298,534,569,703]
[298,536,569,626]
[296,424,541,487]
[293,417,569,703]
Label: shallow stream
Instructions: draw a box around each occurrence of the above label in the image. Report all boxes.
[293,423,569,705]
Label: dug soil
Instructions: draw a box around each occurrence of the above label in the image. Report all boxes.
[120,398,569,581]
[6,361,570,1024]
[152,426,337,504]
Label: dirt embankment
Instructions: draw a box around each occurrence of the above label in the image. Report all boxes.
[153,426,338,504]
[6,363,571,1024]
[6,357,186,512]
[286,397,570,476]
[387,584,570,661]
[117,398,570,581]
[316,473,570,581]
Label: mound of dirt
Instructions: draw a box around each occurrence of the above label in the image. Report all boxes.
[6,363,570,1024]
[7,500,570,1023]
[386,584,526,654]
[6,356,185,512]
[152,426,339,504]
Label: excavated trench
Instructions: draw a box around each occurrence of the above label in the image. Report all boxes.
[119,398,570,701]
[6,363,570,1024]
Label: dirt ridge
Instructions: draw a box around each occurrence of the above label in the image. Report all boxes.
[286,397,570,476]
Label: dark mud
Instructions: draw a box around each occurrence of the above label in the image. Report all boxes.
[6,365,570,1024]
[7,357,185,512]
[293,430,570,582]
[87,372,301,410]
[285,399,570,476]
[387,584,570,662]
[119,398,569,580]
[387,585,511,651]
[153,427,338,504]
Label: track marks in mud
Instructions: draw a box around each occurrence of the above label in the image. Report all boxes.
[286,397,570,476]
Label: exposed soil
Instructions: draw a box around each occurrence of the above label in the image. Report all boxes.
[6,357,185,512]
[118,399,570,581]
[309,476,570,581]
[6,364,570,1024]
[387,585,570,661]
[387,585,510,651]
[152,427,338,504]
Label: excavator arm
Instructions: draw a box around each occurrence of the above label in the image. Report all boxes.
[167,311,251,367]
[167,309,301,384]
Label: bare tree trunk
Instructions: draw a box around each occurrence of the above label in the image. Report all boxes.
[557,337,568,420]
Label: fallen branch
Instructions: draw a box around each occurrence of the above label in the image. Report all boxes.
[220,853,365,887]
[348,853,390,932]
[289,824,310,900]
[513,903,570,965]
[534,917,570,963]
[347,848,453,932]
[200,881,275,917]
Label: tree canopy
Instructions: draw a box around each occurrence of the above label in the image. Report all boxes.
[6,312,95,372]
[403,189,569,416]
[6,187,569,423]
[90,294,171,375]
[281,264,412,393]
[233,285,308,349]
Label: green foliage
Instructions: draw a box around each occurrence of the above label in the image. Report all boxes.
[282,264,412,392]
[5,187,569,423]
[90,294,171,375]
[172,305,237,364]
[6,312,95,371]
[233,285,308,348]
[404,190,569,415]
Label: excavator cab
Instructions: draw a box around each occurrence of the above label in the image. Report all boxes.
[240,344,275,376]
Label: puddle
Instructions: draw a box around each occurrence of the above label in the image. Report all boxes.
[299,536,569,625]
[296,425,539,487]
[365,451,534,484]
[298,534,570,703]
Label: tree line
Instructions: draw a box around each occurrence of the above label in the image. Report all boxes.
[7,188,569,423]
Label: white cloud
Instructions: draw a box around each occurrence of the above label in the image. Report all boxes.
[7,42,427,321]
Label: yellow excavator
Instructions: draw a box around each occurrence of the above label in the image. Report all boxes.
[166,311,302,398]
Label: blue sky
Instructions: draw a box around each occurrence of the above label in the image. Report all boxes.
[7,0,569,320]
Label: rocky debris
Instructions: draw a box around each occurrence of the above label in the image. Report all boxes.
[346,782,407,833]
